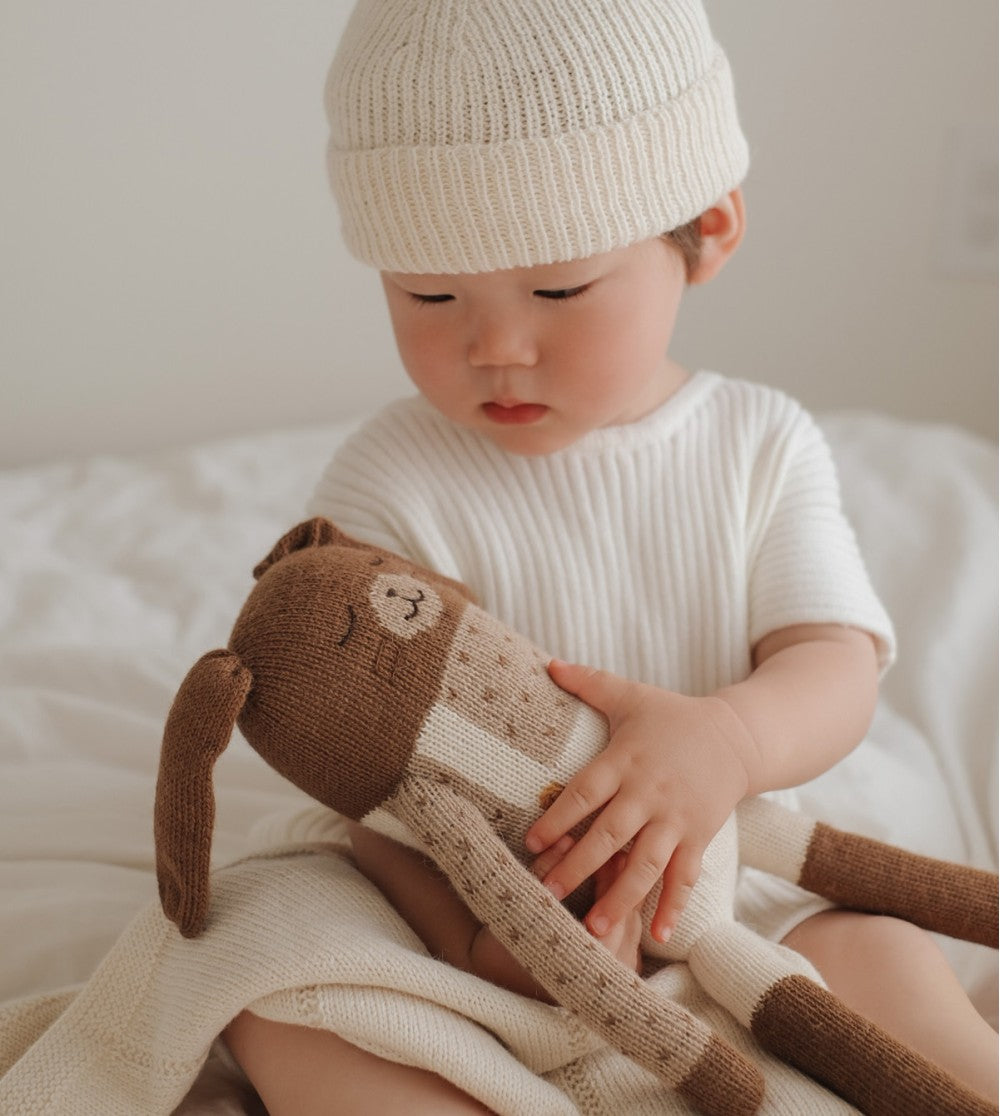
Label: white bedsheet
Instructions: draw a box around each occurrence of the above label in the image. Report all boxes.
[0,410,995,1108]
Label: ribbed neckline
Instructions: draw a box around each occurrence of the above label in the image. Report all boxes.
[548,370,721,458]
[402,370,722,463]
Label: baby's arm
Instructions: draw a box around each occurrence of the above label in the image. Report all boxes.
[347,823,642,1000]
[525,623,880,944]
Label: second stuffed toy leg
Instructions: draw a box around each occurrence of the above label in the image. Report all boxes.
[688,920,995,1116]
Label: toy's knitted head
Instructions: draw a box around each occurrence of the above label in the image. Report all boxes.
[229,518,475,822]
[154,519,480,931]
[155,516,600,937]
[324,0,748,274]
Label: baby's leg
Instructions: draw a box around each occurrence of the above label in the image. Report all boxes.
[783,909,998,1104]
[223,1011,495,1115]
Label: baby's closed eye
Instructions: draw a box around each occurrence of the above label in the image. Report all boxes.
[534,285,589,301]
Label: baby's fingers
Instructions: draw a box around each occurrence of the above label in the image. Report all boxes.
[593,853,644,972]
[583,824,678,937]
[546,659,630,718]
[650,845,704,944]
[535,794,648,901]
[524,760,619,854]
[530,835,574,881]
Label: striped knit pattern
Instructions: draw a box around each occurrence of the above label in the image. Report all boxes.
[309,372,895,697]
[325,0,748,272]
[739,797,999,948]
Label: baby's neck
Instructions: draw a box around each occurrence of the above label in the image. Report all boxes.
[618,357,691,427]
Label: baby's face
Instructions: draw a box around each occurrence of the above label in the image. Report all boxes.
[380,238,690,456]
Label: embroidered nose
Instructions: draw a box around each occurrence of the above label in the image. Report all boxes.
[385,586,425,620]
[370,574,443,638]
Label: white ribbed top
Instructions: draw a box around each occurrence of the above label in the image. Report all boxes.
[309,372,894,698]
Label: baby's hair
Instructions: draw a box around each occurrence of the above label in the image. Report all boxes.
[665,217,703,280]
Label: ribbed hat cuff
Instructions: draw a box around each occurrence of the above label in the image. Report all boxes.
[329,50,748,275]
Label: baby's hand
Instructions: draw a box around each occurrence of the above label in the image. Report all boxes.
[525,660,754,944]
[532,837,642,973]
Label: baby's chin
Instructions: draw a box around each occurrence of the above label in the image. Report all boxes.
[477,421,592,457]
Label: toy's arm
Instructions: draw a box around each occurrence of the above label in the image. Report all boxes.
[737,797,998,947]
[392,777,766,1116]
[348,821,554,1000]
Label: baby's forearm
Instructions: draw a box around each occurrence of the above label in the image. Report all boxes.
[716,623,880,796]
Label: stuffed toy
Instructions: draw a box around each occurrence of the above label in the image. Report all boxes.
[155,518,998,1116]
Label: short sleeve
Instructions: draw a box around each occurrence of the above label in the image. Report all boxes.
[747,410,896,673]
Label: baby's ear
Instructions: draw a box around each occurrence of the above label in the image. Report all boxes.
[253,517,355,579]
[687,187,745,286]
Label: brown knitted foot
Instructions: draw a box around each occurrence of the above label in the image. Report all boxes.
[676,1033,766,1116]
[800,824,999,946]
[752,974,996,1116]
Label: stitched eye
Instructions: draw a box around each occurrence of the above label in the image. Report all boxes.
[336,605,356,647]
[369,556,384,567]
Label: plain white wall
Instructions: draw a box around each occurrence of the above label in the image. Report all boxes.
[674,3,998,434]
[2,2,996,467]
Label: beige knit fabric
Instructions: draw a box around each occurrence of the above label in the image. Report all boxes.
[325,0,749,273]
[0,816,859,1115]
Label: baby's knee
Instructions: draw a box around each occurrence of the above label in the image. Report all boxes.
[839,912,939,961]
[783,908,939,977]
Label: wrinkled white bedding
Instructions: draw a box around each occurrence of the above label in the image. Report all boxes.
[0,409,995,1110]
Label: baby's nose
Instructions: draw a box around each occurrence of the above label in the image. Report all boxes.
[467,313,538,369]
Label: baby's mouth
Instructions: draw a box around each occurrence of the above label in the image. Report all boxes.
[482,401,549,425]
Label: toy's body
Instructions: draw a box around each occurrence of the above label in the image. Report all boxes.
[156,519,998,1116]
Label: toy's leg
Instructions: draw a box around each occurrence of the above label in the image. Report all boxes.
[394,778,766,1116]
[688,921,995,1116]
[737,796,998,946]
[785,908,999,1107]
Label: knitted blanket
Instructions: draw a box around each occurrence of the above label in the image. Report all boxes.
[0,808,858,1116]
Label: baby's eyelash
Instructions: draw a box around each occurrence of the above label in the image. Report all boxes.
[408,291,454,305]
[534,285,589,301]
[405,286,589,306]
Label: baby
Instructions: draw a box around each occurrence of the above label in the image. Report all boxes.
[224,1,999,1111]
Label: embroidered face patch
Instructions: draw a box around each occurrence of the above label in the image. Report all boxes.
[369,573,443,638]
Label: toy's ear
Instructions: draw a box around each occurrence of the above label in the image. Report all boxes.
[154,649,252,937]
[253,516,478,604]
[253,517,354,579]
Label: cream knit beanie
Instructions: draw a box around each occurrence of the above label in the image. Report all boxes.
[325,0,748,275]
